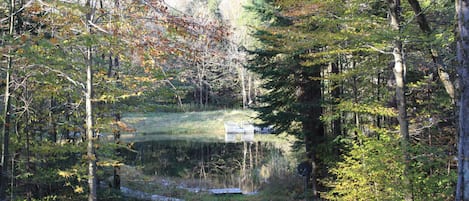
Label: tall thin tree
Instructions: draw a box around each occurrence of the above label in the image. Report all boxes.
[85,0,97,200]
[0,0,15,199]
[387,0,412,200]
[456,0,469,200]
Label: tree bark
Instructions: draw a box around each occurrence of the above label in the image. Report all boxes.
[299,62,324,199]
[86,0,97,200]
[238,65,247,109]
[331,61,341,138]
[111,54,120,189]
[456,0,469,200]
[0,0,15,199]
[247,72,253,105]
[86,46,97,201]
[387,0,412,200]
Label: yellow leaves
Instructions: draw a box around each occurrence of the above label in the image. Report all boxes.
[58,168,85,193]
[16,48,24,55]
[96,94,115,103]
[74,186,84,193]
[58,169,76,178]
[83,153,97,161]
[338,101,397,117]
[97,160,123,167]
[134,76,158,82]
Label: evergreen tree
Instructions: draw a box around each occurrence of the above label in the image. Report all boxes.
[247,0,325,197]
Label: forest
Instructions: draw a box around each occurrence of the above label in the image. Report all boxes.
[1,0,469,200]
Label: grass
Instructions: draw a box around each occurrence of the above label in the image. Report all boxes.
[116,109,296,147]
[120,109,259,138]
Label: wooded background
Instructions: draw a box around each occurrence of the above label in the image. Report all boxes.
[0,0,466,200]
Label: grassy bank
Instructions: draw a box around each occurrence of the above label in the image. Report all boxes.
[116,109,295,155]
[121,109,258,136]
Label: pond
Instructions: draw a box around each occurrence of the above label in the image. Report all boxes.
[121,137,292,194]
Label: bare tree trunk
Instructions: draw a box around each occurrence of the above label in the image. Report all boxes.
[456,0,469,200]
[112,54,121,189]
[0,46,12,201]
[387,0,412,200]
[352,73,360,133]
[331,62,341,137]
[86,0,97,200]
[49,96,58,143]
[204,82,209,106]
[377,70,383,128]
[238,65,247,109]
[300,63,324,199]
[242,141,247,189]
[86,46,97,201]
[247,72,252,105]
[392,42,409,140]
[0,0,15,198]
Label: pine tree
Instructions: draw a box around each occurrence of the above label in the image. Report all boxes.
[247,0,325,197]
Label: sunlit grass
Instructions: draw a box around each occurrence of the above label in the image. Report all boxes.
[115,109,296,149]
[122,109,259,136]
[115,109,296,153]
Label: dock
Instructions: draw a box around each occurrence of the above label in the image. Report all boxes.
[209,188,243,195]
[224,122,254,142]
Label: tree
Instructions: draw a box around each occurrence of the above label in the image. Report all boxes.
[246,0,456,200]
[0,0,15,198]
[387,0,413,200]
[247,1,326,198]
[84,0,98,200]
[456,0,469,200]
[407,0,456,103]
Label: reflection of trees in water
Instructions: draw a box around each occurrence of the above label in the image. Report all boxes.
[121,140,288,192]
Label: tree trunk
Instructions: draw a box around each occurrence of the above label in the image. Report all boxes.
[107,53,113,78]
[392,42,409,140]
[49,96,57,143]
[0,47,12,201]
[0,0,15,198]
[456,0,469,200]
[299,62,324,199]
[352,73,360,134]
[387,0,412,200]
[331,61,341,138]
[247,72,253,106]
[112,56,121,189]
[86,0,97,200]
[242,141,247,188]
[239,65,247,109]
[86,46,97,201]
[407,0,456,103]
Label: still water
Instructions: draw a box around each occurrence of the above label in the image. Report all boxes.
[122,138,290,193]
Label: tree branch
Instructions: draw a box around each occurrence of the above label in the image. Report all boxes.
[40,65,86,91]
[363,44,393,54]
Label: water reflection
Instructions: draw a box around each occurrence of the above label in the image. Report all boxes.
[122,138,287,193]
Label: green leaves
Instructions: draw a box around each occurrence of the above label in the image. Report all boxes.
[325,132,407,200]
[337,101,397,117]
